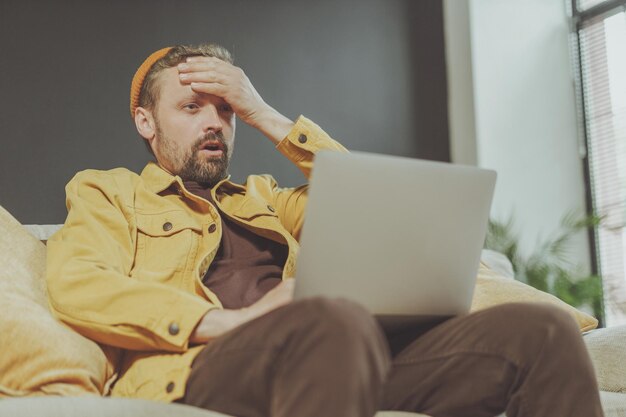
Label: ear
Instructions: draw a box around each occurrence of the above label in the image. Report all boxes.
[135,107,156,142]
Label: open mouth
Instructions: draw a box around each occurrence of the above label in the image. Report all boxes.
[199,141,225,156]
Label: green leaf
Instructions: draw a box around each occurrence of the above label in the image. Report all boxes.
[484,212,605,323]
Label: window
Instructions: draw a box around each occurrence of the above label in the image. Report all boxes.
[571,0,626,326]
[579,0,614,10]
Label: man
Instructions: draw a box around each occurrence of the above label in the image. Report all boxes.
[46,43,604,417]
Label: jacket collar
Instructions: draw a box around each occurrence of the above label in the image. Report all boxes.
[139,161,246,196]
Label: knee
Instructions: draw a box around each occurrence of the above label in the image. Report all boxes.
[500,302,578,331]
[292,297,388,349]
[484,302,582,349]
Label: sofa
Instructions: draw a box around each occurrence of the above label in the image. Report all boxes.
[1,208,625,417]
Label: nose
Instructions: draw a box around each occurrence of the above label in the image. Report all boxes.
[201,105,223,133]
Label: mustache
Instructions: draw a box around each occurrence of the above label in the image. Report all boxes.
[192,131,228,152]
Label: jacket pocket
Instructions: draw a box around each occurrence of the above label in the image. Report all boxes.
[133,210,202,279]
[230,199,290,246]
[231,198,280,221]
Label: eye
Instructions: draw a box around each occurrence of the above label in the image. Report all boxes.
[219,103,233,113]
[183,103,199,111]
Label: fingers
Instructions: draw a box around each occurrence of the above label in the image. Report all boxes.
[185,55,227,66]
[177,57,236,92]
[179,70,227,84]
[188,81,228,97]
[177,56,232,77]
[175,55,267,125]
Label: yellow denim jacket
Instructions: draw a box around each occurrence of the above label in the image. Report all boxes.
[46,116,347,402]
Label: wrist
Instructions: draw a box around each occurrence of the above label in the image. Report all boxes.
[191,308,246,344]
[248,106,294,145]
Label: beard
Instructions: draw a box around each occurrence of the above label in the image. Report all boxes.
[177,132,231,186]
[155,121,232,187]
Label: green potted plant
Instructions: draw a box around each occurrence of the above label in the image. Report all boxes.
[484,212,604,325]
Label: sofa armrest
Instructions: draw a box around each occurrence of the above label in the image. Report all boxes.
[583,325,626,393]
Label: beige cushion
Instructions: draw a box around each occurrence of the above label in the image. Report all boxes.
[472,263,599,332]
[0,205,115,397]
[0,397,232,417]
[584,325,626,393]
[23,224,62,242]
[0,397,430,417]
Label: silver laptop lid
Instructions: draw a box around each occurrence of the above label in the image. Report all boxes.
[294,150,496,318]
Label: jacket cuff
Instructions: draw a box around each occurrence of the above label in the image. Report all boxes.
[276,115,348,176]
[152,294,217,351]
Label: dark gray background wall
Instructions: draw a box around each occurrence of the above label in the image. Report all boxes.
[0,0,449,224]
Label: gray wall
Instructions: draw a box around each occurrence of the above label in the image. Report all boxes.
[0,0,448,224]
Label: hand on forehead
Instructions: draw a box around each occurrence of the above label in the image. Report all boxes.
[175,55,268,127]
[177,56,237,82]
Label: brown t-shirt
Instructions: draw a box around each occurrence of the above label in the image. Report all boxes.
[184,181,288,309]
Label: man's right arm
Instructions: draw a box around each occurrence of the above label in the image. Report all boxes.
[46,170,216,352]
[190,279,295,344]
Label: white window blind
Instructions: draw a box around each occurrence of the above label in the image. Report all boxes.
[577,7,626,326]
[579,0,612,10]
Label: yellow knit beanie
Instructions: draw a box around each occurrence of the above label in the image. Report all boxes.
[129,47,173,119]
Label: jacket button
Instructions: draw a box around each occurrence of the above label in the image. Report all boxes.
[166,382,175,393]
[168,322,180,336]
[208,223,217,233]
[163,222,173,232]
[267,205,275,213]
[298,134,307,144]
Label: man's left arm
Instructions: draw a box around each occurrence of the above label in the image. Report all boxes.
[178,56,348,238]
[270,116,348,240]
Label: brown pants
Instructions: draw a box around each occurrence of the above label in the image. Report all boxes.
[181,298,604,417]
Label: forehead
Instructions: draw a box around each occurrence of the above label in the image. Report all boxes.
[154,66,226,107]
[155,67,191,102]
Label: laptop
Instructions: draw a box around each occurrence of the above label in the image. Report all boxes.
[293,150,496,327]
